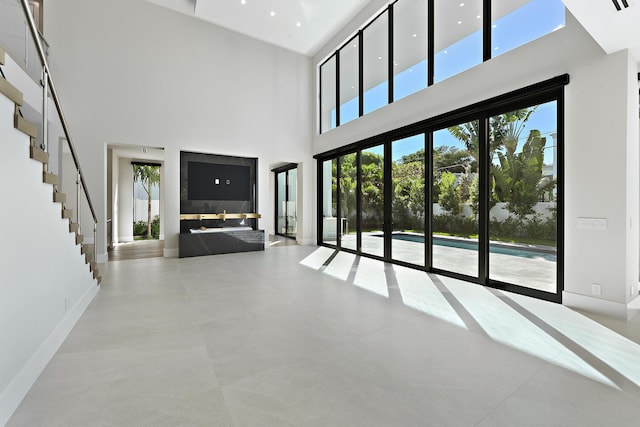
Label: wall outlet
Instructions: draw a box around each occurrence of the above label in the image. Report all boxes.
[591,283,602,296]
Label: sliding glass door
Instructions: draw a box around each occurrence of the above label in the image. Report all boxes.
[316,79,564,302]
[275,165,297,239]
[432,122,479,277]
[488,101,558,292]
[391,134,425,266]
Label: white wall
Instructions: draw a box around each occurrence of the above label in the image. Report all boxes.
[0,90,98,426]
[312,7,640,318]
[44,0,314,260]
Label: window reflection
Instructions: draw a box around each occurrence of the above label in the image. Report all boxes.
[320,56,337,133]
[393,0,428,102]
[339,37,360,125]
[492,0,565,58]
[363,11,389,114]
[434,0,483,83]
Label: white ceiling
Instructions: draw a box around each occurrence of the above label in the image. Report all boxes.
[146,0,374,56]
[146,0,640,63]
[562,0,640,61]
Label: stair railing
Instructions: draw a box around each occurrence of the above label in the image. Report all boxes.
[1,0,99,266]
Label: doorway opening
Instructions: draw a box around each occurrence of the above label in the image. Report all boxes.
[107,144,164,261]
[274,164,298,240]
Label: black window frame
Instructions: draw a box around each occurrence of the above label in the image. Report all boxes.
[315,74,568,303]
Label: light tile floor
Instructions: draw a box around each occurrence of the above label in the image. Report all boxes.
[7,245,640,426]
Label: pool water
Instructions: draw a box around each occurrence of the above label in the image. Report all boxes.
[387,233,556,261]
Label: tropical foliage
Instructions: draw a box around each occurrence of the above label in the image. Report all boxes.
[133,164,160,239]
[328,106,555,244]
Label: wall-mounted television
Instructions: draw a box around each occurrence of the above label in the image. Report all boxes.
[187,162,251,201]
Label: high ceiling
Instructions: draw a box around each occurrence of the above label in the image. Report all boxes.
[146,0,373,56]
[146,0,640,62]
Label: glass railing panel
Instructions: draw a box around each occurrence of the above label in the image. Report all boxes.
[0,0,47,84]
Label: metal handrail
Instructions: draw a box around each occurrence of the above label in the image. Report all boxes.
[18,0,97,224]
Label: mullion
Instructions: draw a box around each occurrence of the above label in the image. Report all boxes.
[356,151,363,252]
[478,116,489,282]
[384,141,393,260]
[426,131,433,270]
[483,0,491,61]
[336,156,342,247]
[359,32,364,118]
[388,3,394,105]
[336,51,341,127]
[427,0,434,87]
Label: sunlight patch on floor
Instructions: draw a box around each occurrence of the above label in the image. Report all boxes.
[324,251,356,281]
[394,265,467,329]
[441,276,617,388]
[299,247,336,270]
[353,257,389,297]
[509,293,640,388]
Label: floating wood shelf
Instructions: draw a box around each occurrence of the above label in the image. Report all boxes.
[180,211,261,221]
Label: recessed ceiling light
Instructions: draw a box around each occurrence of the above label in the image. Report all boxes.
[296,22,301,27]
[240,0,246,4]
[457,20,462,24]
[476,15,481,19]
[412,33,417,38]
[270,11,276,17]
[378,56,383,60]
[460,2,465,6]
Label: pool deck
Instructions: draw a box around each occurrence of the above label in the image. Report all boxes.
[327,233,557,293]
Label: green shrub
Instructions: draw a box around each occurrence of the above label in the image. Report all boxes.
[133,221,147,236]
[151,215,160,239]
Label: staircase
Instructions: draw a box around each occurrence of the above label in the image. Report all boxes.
[0,58,101,284]
[1,42,102,426]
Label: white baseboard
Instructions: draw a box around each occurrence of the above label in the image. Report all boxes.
[563,291,636,320]
[96,252,108,264]
[117,235,134,243]
[163,247,179,258]
[0,284,99,426]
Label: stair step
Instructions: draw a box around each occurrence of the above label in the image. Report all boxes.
[62,209,72,219]
[76,234,84,245]
[30,146,49,164]
[43,172,58,185]
[93,269,98,279]
[0,45,5,65]
[14,109,38,138]
[54,192,67,203]
[69,222,79,233]
[97,276,102,285]
[0,76,23,106]
[90,262,97,272]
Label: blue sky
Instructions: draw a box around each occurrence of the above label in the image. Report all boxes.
[332,0,565,165]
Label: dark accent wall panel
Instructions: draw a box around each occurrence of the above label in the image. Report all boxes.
[180,151,258,233]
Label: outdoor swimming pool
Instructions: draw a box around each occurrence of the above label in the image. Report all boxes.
[382,233,557,262]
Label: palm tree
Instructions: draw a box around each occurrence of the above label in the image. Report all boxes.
[133,165,160,238]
